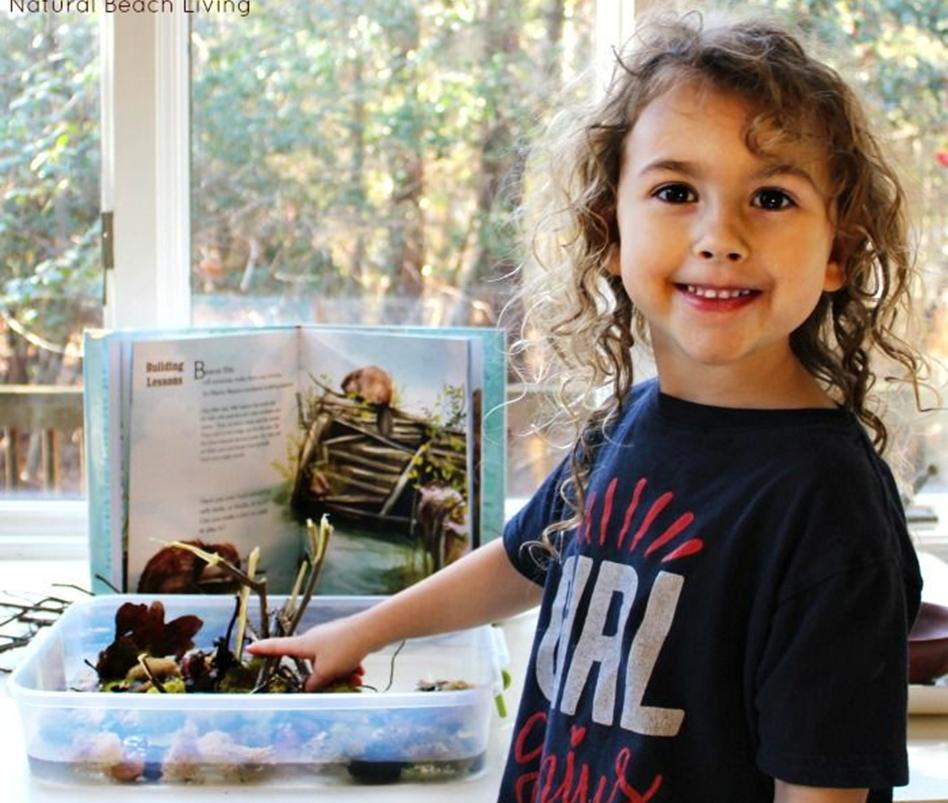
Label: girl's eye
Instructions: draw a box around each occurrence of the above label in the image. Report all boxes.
[654,184,696,204]
[753,188,795,210]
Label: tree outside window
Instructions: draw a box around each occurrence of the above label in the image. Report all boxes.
[0,10,100,496]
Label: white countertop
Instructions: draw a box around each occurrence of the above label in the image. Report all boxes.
[0,559,946,802]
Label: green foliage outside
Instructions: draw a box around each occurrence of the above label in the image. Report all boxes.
[189,0,595,325]
[0,12,100,385]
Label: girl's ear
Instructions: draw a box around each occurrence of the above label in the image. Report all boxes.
[823,257,844,292]
[606,243,622,276]
[823,238,847,292]
[605,211,622,276]
[595,203,621,275]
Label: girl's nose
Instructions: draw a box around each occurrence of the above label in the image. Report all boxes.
[692,211,749,263]
[695,245,747,262]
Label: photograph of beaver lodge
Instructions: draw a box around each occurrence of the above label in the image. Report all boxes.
[290,366,471,578]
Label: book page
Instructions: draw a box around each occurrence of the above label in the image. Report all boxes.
[126,331,301,593]
[296,328,475,594]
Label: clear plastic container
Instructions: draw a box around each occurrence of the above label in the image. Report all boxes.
[8,594,504,785]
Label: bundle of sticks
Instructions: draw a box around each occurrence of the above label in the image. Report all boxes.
[163,515,332,693]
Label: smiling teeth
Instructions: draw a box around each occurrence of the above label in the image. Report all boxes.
[685,285,754,299]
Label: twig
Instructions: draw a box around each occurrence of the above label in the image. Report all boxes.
[284,559,309,623]
[16,615,58,627]
[382,640,406,693]
[253,516,332,692]
[287,516,332,636]
[137,654,166,693]
[235,547,260,661]
[93,574,121,593]
[0,598,70,629]
[0,635,33,655]
[2,593,72,608]
[52,583,94,596]
[223,594,241,647]
[0,601,67,614]
[257,578,270,640]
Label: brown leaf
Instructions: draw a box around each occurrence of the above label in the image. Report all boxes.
[95,601,203,681]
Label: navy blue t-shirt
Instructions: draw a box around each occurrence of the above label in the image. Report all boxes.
[500,380,921,802]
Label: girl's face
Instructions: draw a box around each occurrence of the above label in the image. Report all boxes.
[608,81,843,406]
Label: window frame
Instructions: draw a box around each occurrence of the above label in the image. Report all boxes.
[105,10,190,330]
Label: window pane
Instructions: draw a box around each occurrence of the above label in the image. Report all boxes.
[190,1,596,495]
[0,11,100,498]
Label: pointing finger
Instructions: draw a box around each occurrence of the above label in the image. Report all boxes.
[246,636,308,658]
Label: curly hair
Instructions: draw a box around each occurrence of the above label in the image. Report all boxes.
[510,9,928,550]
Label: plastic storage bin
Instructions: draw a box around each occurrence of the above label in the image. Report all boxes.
[8,594,506,785]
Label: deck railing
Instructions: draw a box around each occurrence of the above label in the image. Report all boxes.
[0,385,84,494]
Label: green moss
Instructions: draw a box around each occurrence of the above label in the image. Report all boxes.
[218,662,259,692]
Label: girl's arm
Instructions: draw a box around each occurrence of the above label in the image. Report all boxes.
[247,538,543,690]
[774,781,868,803]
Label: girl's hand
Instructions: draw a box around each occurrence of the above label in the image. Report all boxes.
[246,541,539,693]
[246,615,370,692]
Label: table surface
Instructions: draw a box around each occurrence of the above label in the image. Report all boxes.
[1,559,946,802]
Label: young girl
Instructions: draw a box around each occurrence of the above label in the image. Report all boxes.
[249,11,926,802]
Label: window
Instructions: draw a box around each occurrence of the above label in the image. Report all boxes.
[0,10,99,500]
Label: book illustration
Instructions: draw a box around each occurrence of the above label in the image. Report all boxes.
[291,328,477,594]
[291,368,469,577]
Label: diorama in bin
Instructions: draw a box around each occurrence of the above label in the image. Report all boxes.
[9,517,511,785]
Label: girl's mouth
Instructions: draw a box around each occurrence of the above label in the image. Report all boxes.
[674,283,761,309]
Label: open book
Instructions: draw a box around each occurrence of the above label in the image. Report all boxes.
[83,325,506,596]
